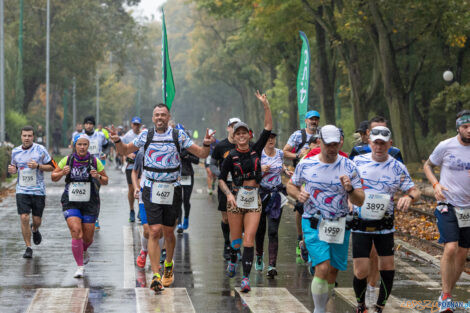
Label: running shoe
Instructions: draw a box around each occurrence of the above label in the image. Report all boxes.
[95,219,100,230]
[74,267,84,278]
[266,266,277,279]
[150,273,164,293]
[136,250,147,268]
[177,224,184,234]
[183,217,189,230]
[23,247,33,258]
[255,255,264,271]
[296,240,301,258]
[240,277,251,292]
[83,251,90,265]
[223,243,231,260]
[373,305,383,313]
[355,303,367,313]
[226,261,238,278]
[129,210,135,223]
[162,262,174,287]
[438,293,454,313]
[160,249,166,264]
[299,240,308,263]
[31,225,42,245]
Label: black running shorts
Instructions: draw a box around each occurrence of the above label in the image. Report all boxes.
[16,194,46,217]
[142,186,182,226]
[352,232,395,258]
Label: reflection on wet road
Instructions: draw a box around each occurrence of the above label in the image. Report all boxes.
[1,166,469,312]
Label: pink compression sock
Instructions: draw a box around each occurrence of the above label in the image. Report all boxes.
[83,241,93,252]
[72,239,84,266]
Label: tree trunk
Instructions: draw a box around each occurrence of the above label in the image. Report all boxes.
[367,0,420,162]
[314,7,335,124]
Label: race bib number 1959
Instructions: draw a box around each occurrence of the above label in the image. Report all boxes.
[151,182,174,205]
[318,217,346,244]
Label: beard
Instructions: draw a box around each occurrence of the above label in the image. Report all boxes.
[461,135,470,143]
[307,123,317,131]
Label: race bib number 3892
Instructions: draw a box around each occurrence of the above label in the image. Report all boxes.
[360,192,390,220]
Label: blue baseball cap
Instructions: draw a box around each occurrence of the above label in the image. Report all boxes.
[131,116,142,124]
[305,110,320,119]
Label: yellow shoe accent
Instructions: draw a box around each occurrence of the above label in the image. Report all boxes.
[162,264,174,287]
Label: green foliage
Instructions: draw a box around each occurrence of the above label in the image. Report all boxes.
[430,83,470,132]
[6,110,28,146]
[0,146,12,185]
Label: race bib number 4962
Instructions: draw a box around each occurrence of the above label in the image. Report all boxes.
[68,182,91,202]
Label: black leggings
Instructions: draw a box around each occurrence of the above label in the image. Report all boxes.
[255,196,282,266]
[178,175,194,223]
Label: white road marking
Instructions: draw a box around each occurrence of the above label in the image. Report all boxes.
[123,225,136,288]
[26,288,88,313]
[236,287,310,313]
[396,258,440,288]
[335,287,420,313]
[135,288,196,313]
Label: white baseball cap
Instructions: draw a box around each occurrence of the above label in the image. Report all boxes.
[320,125,341,144]
[369,126,391,142]
[227,117,241,127]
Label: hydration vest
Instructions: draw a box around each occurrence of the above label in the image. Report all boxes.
[65,154,95,184]
[229,148,262,186]
[143,127,181,174]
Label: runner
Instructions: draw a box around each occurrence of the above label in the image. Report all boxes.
[51,134,108,278]
[210,117,241,260]
[423,110,470,313]
[8,126,55,258]
[108,103,215,292]
[82,116,108,230]
[69,123,83,148]
[283,110,320,260]
[351,126,420,313]
[287,125,365,313]
[254,132,293,278]
[204,131,218,195]
[348,116,404,298]
[175,124,199,234]
[35,125,45,146]
[121,116,143,223]
[218,90,272,292]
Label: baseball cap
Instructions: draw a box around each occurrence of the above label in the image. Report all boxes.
[355,120,369,133]
[131,116,142,124]
[305,110,320,119]
[320,125,341,144]
[369,126,391,142]
[233,122,249,133]
[227,117,242,127]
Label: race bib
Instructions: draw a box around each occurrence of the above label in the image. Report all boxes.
[180,176,192,186]
[19,168,37,187]
[151,182,174,205]
[68,182,91,202]
[318,217,346,244]
[455,207,470,228]
[360,192,390,220]
[37,137,43,143]
[205,155,211,165]
[236,187,258,209]
[88,140,99,155]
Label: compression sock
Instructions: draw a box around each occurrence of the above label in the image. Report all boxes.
[311,276,329,313]
[71,239,84,266]
[297,234,303,242]
[242,247,254,277]
[221,222,230,245]
[377,270,394,307]
[230,239,242,263]
[328,283,335,298]
[353,276,368,304]
[141,236,148,252]
[83,240,93,252]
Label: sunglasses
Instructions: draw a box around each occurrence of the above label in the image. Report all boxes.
[370,129,391,137]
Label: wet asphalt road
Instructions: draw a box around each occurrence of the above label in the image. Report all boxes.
[1,164,469,313]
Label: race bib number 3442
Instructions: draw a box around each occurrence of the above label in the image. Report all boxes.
[236,187,258,209]
[151,182,175,205]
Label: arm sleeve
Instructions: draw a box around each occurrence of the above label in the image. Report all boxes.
[252,129,272,156]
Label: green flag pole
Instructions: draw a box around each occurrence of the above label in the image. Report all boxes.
[161,9,175,110]
[297,31,310,129]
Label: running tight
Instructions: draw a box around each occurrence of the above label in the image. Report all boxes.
[255,197,282,266]
[178,176,194,223]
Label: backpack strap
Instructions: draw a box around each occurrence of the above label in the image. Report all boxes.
[142,127,181,173]
[172,128,181,156]
[144,127,155,153]
[65,154,74,184]
[298,129,307,152]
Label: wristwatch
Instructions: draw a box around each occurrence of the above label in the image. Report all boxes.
[406,194,415,200]
[347,186,355,194]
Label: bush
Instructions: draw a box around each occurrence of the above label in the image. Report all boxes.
[0,145,12,186]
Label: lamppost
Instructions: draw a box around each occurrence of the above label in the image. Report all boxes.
[45,0,50,150]
[0,0,4,142]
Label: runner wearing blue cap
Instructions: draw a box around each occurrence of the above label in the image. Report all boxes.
[121,117,143,222]
[282,109,321,261]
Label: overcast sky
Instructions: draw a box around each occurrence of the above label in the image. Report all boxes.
[127,0,168,22]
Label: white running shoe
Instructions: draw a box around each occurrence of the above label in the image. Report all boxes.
[74,267,84,278]
[83,251,90,265]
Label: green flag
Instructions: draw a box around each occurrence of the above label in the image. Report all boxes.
[162,9,175,110]
[297,31,310,129]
